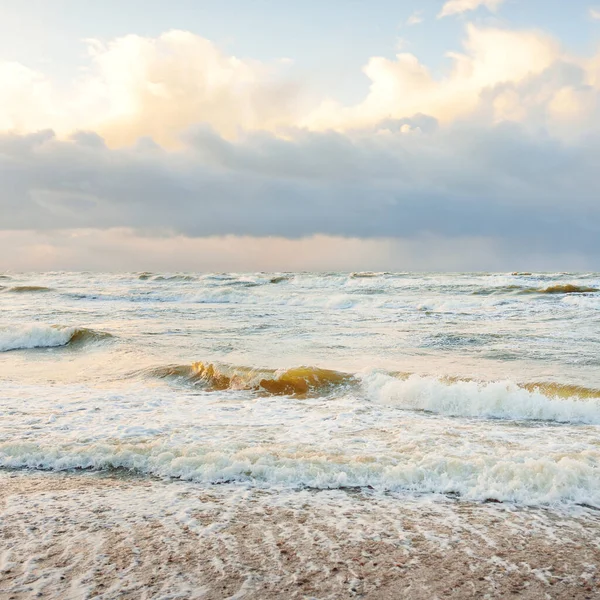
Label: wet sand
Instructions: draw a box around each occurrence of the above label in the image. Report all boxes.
[1,471,599,599]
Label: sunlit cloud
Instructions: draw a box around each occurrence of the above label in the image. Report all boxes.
[2,23,600,145]
[303,24,576,132]
[590,7,600,20]
[0,30,303,147]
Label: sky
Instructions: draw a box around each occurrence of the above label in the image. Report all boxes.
[1,0,600,271]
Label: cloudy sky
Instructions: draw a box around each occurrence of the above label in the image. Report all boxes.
[1,0,600,271]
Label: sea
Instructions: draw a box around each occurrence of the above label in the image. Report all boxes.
[1,271,600,507]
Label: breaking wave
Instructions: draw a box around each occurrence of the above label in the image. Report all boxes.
[1,440,598,505]
[363,373,600,424]
[0,324,113,352]
[141,360,600,422]
[145,362,355,397]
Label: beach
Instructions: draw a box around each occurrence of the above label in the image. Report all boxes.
[2,471,600,599]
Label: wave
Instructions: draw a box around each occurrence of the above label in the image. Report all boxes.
[141,360,600,422]
[362,373,600,424]
[0,324,112,352]
[1,440,598,505]
[471,283,598,296]
[6,285,53,293]
[535,284,598,294]
[145,362,355,397]
[154,275,197,282]
[471,285,524,295]
[138,272,197,282]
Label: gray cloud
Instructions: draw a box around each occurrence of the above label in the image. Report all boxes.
[1,121,599,263]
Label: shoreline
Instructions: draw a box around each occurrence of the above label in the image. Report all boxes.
[1,471,599,599]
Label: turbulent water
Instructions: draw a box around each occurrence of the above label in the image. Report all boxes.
[1,271,600,506]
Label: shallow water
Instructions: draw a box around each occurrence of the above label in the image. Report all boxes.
[1,271,599,505]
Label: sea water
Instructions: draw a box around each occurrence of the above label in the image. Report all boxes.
[1,271,599,505]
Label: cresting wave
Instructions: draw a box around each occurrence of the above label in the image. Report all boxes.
[146,362,354,397]
[0,324,112,352]
[363,373,600,424]
[142,360,600,423]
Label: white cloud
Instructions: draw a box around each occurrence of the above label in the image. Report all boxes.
[303,24,565,131]
[590,7,600,20]
[2,24,600,145]
[0,30,302,146]
[439,0,505,18]
[406,11,424,26]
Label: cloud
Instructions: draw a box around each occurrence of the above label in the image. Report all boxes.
[0,30,303,147]
[2,24,600,270]
[1,120,600,271]
[303,24,565,131]
[0,229,594,272]
[2,24,600,144]
[439,0,506,18]
[406,11,424,26]
[591,7,600,20]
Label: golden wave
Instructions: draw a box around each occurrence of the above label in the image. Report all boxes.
[144,362,600,401]
[147,362,355,397]
[535,284,598,294]
[68,327,114,345]
[520,382,600,399]
[473,283,598,295]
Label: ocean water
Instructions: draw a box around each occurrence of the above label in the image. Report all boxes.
[1,271,600,506]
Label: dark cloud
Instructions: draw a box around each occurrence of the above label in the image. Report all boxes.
[1,122,599,260]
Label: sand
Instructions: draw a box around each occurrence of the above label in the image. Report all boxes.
[1,471,599,599]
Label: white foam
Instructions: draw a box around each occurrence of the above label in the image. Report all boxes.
[1,440,599,505]
[362,372,600,424]
[0,324,77,352]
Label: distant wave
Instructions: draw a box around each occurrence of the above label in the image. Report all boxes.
[363,372,600,424]
[535,284,598,294]
[0,324,112,352]
[472,283,598,296]
[143,362,354,397]
[5,285,53,293]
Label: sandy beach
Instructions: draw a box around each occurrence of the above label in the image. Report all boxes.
[1,471,599,599]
